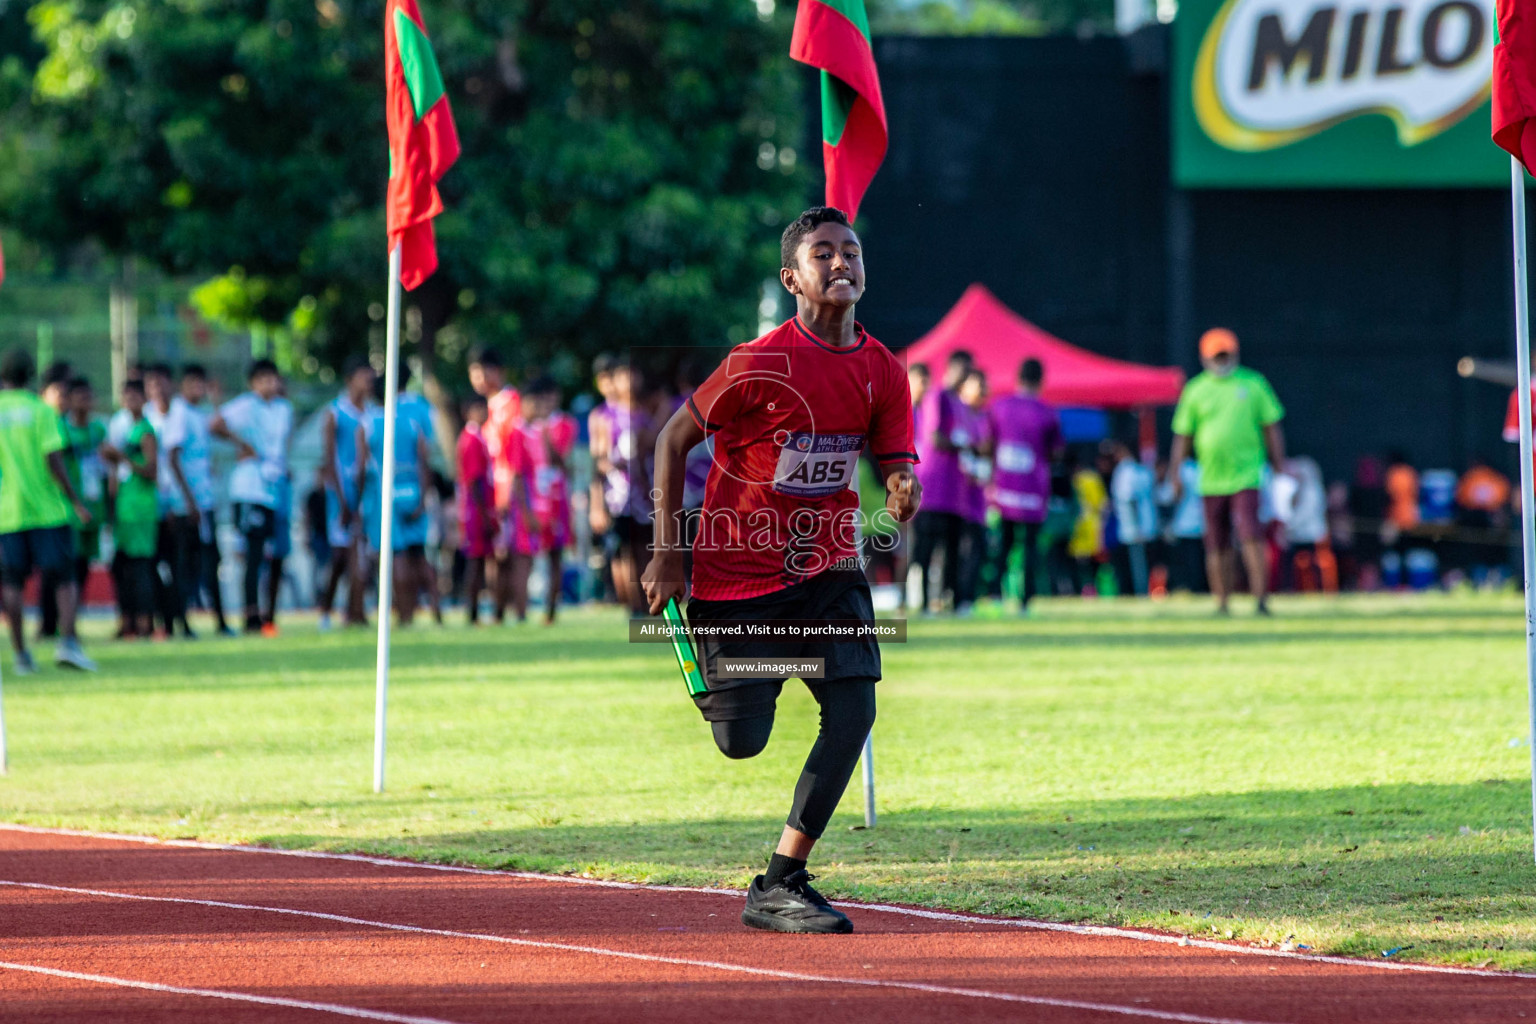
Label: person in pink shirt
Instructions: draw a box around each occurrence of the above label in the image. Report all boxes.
[468,346,522,624]
[987,358,1062,611]
[506,376,577,625]
[456,395,495,624]
[586,354,619,602]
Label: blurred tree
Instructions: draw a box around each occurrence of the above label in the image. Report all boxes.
[867,0,1112,36]
[0,0,804,398]
[0,0,42,70]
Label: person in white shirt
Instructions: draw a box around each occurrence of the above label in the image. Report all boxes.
[1158,457,1206,593]
[145,364,198,638]
[105,364,142,639]
[1108,440,1157,596]
[211,359,292,635]
[176,365,231,636]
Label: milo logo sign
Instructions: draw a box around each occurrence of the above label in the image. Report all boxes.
[1192,0,1492,151]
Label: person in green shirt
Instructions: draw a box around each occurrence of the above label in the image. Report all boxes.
[62,376,108,563]
[100,379,161,639]
[37,360,73,640]
[0,349,96,674]
[1166,328,1288,616]
[41,373,106,639]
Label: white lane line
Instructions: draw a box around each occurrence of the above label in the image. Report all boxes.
[2,822,1528,981]
[0,879,1272,1024]
[0,960,467,1024]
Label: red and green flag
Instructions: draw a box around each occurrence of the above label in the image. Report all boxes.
[791,0,887,223]
[1495,0,1536,170]
[385,0,460,291]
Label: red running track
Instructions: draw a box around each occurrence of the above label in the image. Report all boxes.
[0,825,1531,1024]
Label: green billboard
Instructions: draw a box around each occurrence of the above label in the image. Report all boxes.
[1172,0,1507,186]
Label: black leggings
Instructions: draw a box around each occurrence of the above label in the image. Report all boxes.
[198,520,229,629]
[155,515,197,633]
[118,556,156,625]
[998,520,1044,608]
[235,503,276,622]
[711,679,876,840]
[39,554,88,637]
[912,511,965,609]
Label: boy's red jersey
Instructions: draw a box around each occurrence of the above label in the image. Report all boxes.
[686,317,917,601]
[486,385,522,511]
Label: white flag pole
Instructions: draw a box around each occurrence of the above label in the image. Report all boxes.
[373,242,403,794]
[1509,155,1536,863]
[860,731,875,828]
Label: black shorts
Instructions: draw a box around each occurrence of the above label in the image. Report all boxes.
[687,568,881,722]
[612,514,653,555]
[0,525,76,586]
[234,502,276,536]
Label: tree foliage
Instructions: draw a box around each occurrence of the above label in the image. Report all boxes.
[868,0,1113,36]
[0,0,805,387]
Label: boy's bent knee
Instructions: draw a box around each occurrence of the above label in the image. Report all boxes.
[816,679,877,742]
[712,717,773,759]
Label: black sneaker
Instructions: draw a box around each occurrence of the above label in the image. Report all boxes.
[741,870,853,934]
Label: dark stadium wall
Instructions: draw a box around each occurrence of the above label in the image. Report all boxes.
[821,32,1516,483]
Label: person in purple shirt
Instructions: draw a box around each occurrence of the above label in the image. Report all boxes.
[957,368,992,612]
[911,350,977,612]
[907,362,931,431]
[987,358,1062,611]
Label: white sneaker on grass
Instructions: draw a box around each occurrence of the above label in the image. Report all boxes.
[12,649,36,675]
[55,638,97,672]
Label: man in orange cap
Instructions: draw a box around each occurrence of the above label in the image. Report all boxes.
[1166,328,1287,615]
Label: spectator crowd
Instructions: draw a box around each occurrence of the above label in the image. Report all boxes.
[903,329,1527,616]
[0,325,1527,676]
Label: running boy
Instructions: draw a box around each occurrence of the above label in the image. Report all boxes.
[642,207,920,935]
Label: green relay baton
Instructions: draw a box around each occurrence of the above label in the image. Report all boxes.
[663,597,708,698]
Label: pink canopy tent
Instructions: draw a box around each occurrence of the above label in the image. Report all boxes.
[903,284,1186,408]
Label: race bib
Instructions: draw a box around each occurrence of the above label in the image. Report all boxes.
[996,441,1036,474]
[391,476,421,508]
[994,489,1044,514]
[773,432,862,498]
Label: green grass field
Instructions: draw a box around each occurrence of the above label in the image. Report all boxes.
[3,593,1535,969]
